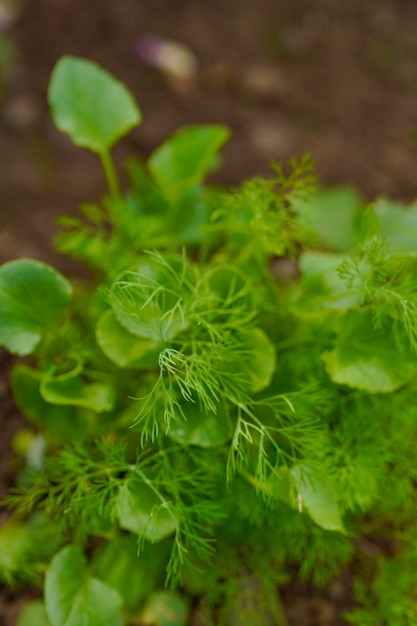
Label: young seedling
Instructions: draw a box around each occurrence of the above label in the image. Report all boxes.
[1,56,417,626]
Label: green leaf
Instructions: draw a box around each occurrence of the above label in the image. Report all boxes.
[322,310,417,393]
[0,259,71,355]
[0,515,63,585]
[291,465,345,532]
[207,264,252,310]
[45,546,123,626]
[296,186,362,251]
[172,188,210,245]
[48,55,141,153]
[265,466,293,504]
[294,251,360,315]
[116,479,178,542]
[375,197,417,252]
[40,365,115,413]
[11,364,88,440]
[92,535,167,611]
[109,257,189,342]
[148,125,230,199]
[18,601,52,626]
[96,309,161,368]
[0,520,31,584]
[239,327,276,392]
[168,401,231,447]
[141,590,189,626]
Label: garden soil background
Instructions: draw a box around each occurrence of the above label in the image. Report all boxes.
[1,0,417,624]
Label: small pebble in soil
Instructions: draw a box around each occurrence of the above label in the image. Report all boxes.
[240,63,289,102]
[134,34,199,80]
[2,93,41,131]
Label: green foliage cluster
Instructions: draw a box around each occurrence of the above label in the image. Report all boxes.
[1,55,417,625]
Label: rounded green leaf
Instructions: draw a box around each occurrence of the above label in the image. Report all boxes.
[291,465,345,533]
[0,520,31,584]
[45,546,123,626]
[92,535,167,611]
[0,259,71,355]
[96,309,161,368]
[48,55,141,153]
[375,197,417,252]
[295,251,360,315]
[18,601,52,626]
[148,125,230,198]
[322,310,417,393]
[239,327,276,393]
[109,257,190,342]
[40,365,115,412]
[207,264,250,304]
[116,480,178,542]
[141,590,189,626]
[295,187,362,252]
[168,402,231,447]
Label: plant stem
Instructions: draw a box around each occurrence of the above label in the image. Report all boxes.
[99,148,121,199]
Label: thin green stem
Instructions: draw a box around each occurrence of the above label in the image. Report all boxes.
[99,148,121,199]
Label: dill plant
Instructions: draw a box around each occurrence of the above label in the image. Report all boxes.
[1,55,417,626]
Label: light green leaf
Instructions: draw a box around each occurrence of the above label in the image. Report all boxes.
[265,466,292,504]
[96,309,161,368]
[0,259,71,355]
[92,535,167,610]
[40,365,115,412]
[0,520,31,584]
[109,258,189,342]
[18,601,52,626]
[116,480,178,542]
[294,251,360,315]
[322,310,417,393]
[11,364,88,440]
[291,465,345,532]
[239,327,276,392]
[172,187,210,244]
[296,186,362,251]
[0,516,63,585]
[375,197,417,252]
[48,55,141,153]
[45,546,123,626]
[141,590,189,626]
[168,401,231,447]
[148,125,230,199]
